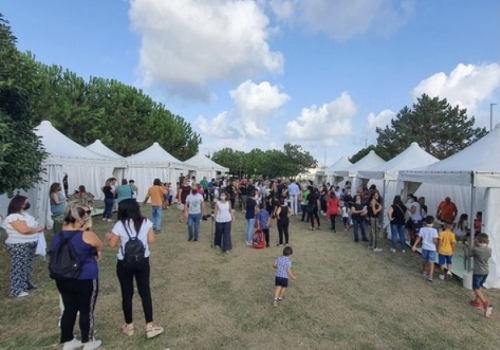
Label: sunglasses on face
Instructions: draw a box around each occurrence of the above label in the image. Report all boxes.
[85,210,91,214]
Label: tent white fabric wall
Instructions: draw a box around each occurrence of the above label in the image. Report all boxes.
[124,142,194,201]
[399,125,500,289]
[86,140,126,182]
[0,121,126,228]
[324,156,352,186]
[184,153,229,181]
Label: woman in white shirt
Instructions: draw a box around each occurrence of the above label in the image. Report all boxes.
[2,195,44,297]
[105,199,163,339]
[214,190,235,254]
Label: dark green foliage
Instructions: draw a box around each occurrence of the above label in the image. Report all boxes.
[349,145,391,164]
[375,94,487,160]
[0,15,46,195]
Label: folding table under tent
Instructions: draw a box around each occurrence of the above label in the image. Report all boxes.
[399,125,500,289]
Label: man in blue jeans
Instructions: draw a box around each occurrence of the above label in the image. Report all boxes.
[351,194,369,242]
[143,178,167,234]
[183,188,206,241]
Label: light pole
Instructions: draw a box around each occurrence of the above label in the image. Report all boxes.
[490,103,497,131]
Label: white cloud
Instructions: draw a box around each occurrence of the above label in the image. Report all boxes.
[285,92,355,140]
[268,0,414,41]
[195,111,237,138]
[230,80,290,137]
[412,63,500,117]
[129,0,283,101]
[364,109,396,143]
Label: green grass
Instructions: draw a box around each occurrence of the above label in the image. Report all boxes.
[0,204,499,349]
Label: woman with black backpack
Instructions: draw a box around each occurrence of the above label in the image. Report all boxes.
[105,198,163,339]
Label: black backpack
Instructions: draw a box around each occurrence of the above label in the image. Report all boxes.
[121,222,146,270]
[49,231,81,280]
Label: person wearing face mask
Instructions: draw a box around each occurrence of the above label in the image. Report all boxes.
[2,196,44,297]
[51,204,103,350]
[183,187,207,242]
[214,190,236,253]
[50,182,68,234]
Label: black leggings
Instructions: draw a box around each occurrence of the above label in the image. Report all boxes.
[116,258,153,324]
[277,219,289,244]
[330,214,337,230]
[310,208,320,228]
[56,278,98,344]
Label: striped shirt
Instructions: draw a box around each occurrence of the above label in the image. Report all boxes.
[275,256,292,278]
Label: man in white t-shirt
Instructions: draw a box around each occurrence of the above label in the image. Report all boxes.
[183,188,206,242]
[287,180,300,216]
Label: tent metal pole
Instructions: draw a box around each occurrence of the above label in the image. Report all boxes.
[467,172,476,272]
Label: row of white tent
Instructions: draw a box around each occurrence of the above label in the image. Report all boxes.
[0,121,228,230]
[323,125,500,289]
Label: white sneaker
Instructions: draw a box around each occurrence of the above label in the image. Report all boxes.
[402,250,406,253]
[439,274,445,280]
[62,338,82,350]
[390,248,396,253]
[373,248,383,252]
[83,340,102,350]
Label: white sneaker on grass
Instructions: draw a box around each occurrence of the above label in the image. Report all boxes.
[439,274,445,280]
[62,338,82,350]
[390,248,396,253]
[83,339,102,350]
[373,248,383,252]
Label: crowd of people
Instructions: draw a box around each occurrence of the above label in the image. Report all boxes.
[0,175,493,349]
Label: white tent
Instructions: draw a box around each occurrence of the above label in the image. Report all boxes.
[124,142,193,200]
[184,152,229,181]
[0,121,125,228]
[325,156,352,185]
[86,140,126,180]
[399,125,500,289]
[333,150,386,190]
[357,143,440,232]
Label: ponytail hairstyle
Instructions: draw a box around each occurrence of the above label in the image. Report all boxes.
[63,204,86,225]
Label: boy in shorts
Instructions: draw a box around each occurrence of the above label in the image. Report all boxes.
[412,216,438,282]
[466,233,493,317]
[273,246,297,307]
[437,221,456,280]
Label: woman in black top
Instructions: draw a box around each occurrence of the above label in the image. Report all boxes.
[387,195,407,253]
[307,187,321,231]
[275,198,292,246]
[102,178,115,222]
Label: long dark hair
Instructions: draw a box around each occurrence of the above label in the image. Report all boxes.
[393,195,403,205]
[117,199,146,233]
[7,195,27,215]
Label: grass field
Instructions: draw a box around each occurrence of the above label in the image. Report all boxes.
[0,204,499,350]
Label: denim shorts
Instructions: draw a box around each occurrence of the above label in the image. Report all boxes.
[421,249,436,262]
[472,274,488,290]
[275,277,289,288]
[438,254,453,266]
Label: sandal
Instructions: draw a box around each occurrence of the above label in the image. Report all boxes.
[122,323,134,336]
[146,324,164,339]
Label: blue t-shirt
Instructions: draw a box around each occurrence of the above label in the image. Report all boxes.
[275,256,291,278]
[257,209,270,229]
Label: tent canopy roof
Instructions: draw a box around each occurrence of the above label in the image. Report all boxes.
[325,156,352,173]
[399,124,500,187]
[35,121,124,166]
[333,150,386,177]
[86,140,124,159]
[184,153,229,172]
[358,142,439,180]
[125,142,187,168]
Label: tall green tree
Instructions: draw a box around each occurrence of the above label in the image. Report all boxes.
[349,145,391,163]
[283,143,318,174]
[0,15,46,195]
[376,94,487,159]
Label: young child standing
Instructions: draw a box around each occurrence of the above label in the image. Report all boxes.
[466,233,493,317]
[412,216,438,282]
[273,246,297,307]
[256,204,271,247]
[437,221,456,280]
[341,202,350,231]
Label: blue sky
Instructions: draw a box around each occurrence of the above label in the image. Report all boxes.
[3,0,499,166]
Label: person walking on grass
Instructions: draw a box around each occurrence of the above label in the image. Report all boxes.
[256,203,271,248]
[437,221,456,280]
[183,187,207,242]
[273,246,297,307]
[105,199,164,339]
[326,191,340,232]
[214,190,235,254]
[368,191,383,252]
[465,233,493,317]
[244,190,259,245]
[411,216,438,282]
[143,179,167,234]
[275,197,292,246]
